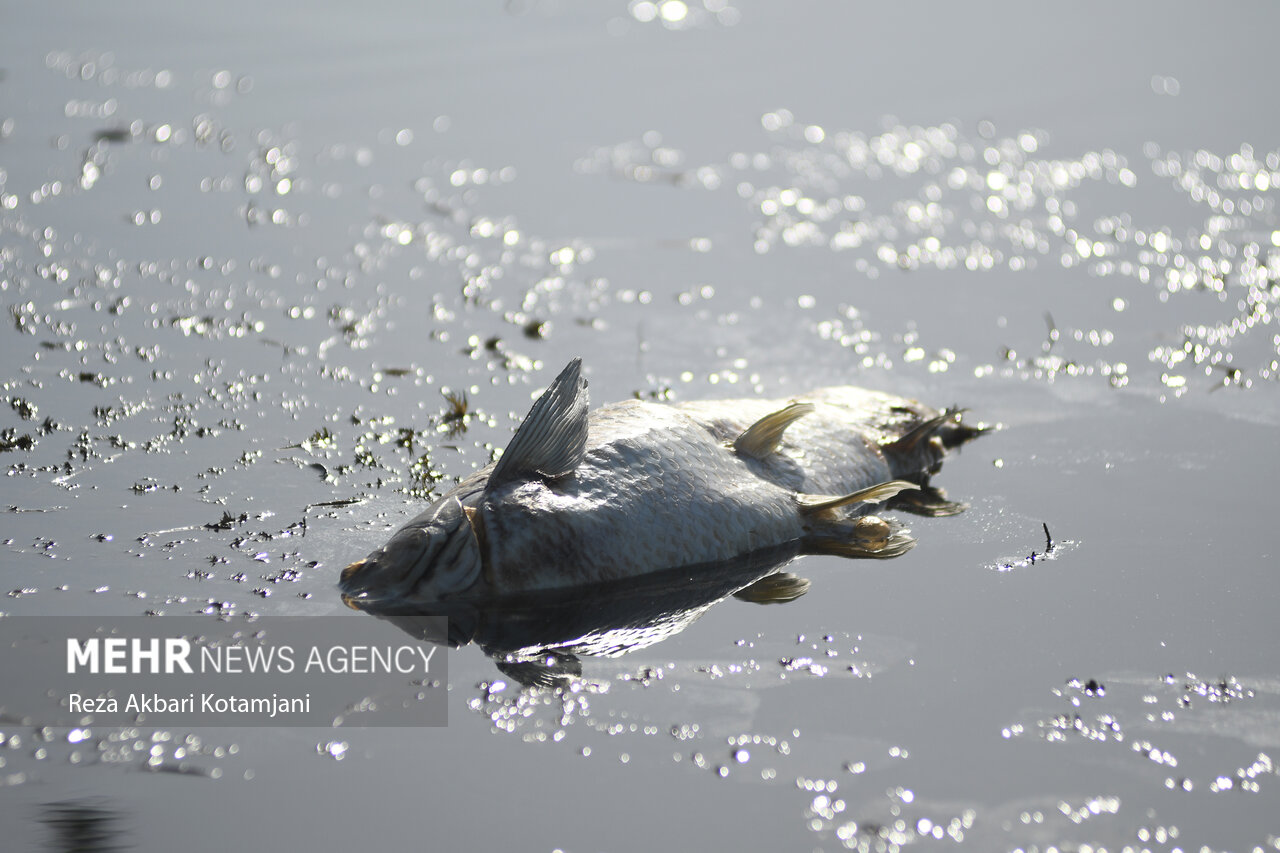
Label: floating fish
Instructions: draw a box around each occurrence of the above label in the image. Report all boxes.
[340,358,983,604]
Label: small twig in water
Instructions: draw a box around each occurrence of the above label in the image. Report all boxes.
[1043,312,1059,352]
[996,522,1061,571]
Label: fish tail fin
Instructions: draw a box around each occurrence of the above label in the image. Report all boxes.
[803,515,916,559]
[937,408,991,449]
[883,408,988,455]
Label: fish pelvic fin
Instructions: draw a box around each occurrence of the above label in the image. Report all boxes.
[795,479,919,516]
[732,402,815,460]
[487,357,589,489]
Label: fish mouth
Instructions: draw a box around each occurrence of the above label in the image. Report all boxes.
[340,560,371,609]
[340,558,367,586]
[338,530,438,601]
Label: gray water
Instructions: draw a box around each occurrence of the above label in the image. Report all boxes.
[3,2,1279,850]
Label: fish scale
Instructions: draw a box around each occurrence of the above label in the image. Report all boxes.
[341,359,981,601]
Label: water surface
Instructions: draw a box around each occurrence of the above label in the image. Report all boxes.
[3,2,1279,850]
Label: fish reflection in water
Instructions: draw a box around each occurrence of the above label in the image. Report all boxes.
[350,541,822,687]
[39,800,129,853]
[339,357,983,685]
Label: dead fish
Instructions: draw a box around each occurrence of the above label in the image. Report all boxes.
[341,358,983,602]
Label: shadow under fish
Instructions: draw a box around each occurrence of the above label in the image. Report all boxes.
[338,357,984,684]
[349,540,835,688]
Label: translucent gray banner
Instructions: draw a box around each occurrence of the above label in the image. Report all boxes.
[0,615,449,727]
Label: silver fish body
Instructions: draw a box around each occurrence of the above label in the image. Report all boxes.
[341,359,981,603]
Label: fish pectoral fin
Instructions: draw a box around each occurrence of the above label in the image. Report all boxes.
[733,571,811,604]
[795,479,918,515]
[494,654,582,689]
[732,402,815,460]
[803,515,917,560]
[462,503,493,582]
[486,357,589,488]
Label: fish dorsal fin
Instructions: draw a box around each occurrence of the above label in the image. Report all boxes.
[487,357,589,489]
[733,402,815,460]
[795,479,918,515]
